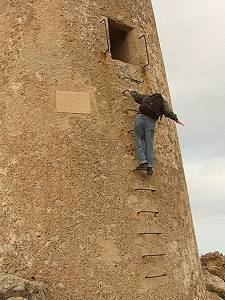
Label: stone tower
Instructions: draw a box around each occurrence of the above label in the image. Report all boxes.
[0,0,207,299]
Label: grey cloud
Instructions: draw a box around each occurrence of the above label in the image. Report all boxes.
[152,0,225,253]
[195,222,225,254]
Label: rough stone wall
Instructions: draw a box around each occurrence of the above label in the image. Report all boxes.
[0,0,207,299]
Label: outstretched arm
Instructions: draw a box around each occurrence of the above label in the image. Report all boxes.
[162,99,178,121]
[162,99,184,126]
[124,90,145,104]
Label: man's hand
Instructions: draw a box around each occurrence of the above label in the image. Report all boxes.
[123,89,132,95]
[176,120,184,126]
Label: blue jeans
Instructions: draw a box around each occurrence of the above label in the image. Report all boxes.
[135,113,156,168]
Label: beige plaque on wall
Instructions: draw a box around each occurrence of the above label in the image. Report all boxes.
[56,91,91,114]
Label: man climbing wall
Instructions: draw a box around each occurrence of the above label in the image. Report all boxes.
[124,90,184,175]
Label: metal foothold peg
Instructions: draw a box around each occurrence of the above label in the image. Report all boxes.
[124,109,139,114]
[134,188,157,192]
[137,210,159,216]
[142,254,165,258]
[145,274,167,279]
[139,232,162,235]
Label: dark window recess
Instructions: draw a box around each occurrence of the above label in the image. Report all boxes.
[108,19,133,64]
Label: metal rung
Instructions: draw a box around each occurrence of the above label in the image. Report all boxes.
[137,210,159,216]
[134,188,156,192]
[145,274,167,279]
[124,109,139,114]
[139,232,162,235]
[142,254,165,258]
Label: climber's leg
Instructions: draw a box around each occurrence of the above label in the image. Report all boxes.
[135,114,148,169]
[144,116,156,172]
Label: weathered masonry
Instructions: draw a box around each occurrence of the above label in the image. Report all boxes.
[0,0,207,299]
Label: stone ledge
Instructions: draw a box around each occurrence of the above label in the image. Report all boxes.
[0,274,46,300]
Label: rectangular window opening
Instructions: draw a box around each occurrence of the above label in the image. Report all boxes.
[108,19,134,64]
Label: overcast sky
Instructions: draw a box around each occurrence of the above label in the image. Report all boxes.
[151,0,225,254]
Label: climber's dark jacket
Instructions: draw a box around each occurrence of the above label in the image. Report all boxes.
[130,91,178,122]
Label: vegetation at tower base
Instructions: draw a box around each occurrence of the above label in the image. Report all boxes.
[201,252,225,300]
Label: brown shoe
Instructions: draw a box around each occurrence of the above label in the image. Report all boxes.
[147,167,153,175]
